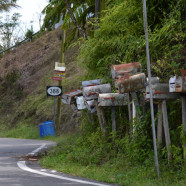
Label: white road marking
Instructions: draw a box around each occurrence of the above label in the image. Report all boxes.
[27,144,46,156]
[17,161,110,186]
[51,170,57,173]
[40,169,47,172]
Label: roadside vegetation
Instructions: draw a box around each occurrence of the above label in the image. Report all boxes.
[0,0,185,185]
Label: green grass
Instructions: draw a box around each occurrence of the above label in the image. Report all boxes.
[40,134,186,186]
[0,123,185,186]
[0,119,40,139]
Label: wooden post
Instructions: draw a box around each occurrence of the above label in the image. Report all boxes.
[162,100,172,161]
[56,29,66,131]
[182,95,186,159]
[127,93,132,121]
[112,107,116,134]
[95,100,107,136]
[157,102,163,147]
[131,92,141,118]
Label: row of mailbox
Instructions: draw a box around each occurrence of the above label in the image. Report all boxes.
[61,63,185,112]
[112,62,186,94]
[61,84,128,113]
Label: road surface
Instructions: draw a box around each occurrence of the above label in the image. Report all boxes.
[0,138,113,186]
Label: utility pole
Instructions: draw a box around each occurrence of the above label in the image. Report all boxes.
[142,0,160,177]
[56,29,66,131]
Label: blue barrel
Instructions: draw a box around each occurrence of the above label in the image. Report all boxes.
[39,123,44,137]
[39,121,55,137]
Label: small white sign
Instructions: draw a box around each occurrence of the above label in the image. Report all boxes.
[47,86,62,96]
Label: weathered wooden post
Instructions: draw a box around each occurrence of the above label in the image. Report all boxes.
[162,100,172,161]
[83,84,112,136]
[98,93,128,135]
[157,102,163,147]
[127,93,132,122]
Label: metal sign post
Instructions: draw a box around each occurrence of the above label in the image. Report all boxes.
[53,96,56,127]
[142,0,160,177]
[46,86,63,128]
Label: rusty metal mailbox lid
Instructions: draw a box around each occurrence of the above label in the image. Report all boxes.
[61,89,82,104]
[115,73,146,93]
[111,62,142,79]
[82,79,102,87]
[98,93,128,107]
[83,84,112,100]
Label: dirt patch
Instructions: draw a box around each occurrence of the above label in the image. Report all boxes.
[0,28,87,132]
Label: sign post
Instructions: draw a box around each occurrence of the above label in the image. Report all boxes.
[47,86,62,127]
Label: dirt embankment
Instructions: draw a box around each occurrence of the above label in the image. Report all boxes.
[0,28,86,132]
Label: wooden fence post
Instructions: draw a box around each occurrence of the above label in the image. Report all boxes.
[157,102,163,147]
[95,100,107,136]
[162,100,172,161]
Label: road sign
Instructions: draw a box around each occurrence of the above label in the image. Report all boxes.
[47,86,62,96]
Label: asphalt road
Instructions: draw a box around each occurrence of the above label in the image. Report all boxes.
[0,138,113,186]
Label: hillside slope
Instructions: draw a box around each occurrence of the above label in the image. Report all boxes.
[0,28,86,132]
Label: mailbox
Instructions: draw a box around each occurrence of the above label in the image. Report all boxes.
[76,96,86,110]
[83,84,112,100]
[146,83,169,94]
[145,83,180,100]
[111,62,142,79]
[85,100,96,113]
[147,77,160,85]
[98,93,128,107]
[61,89,82,104]
[169,70,186,93]
[115,73,146,93]
[82,79,102,87]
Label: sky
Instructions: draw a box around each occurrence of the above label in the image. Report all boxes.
[10,0,49,34]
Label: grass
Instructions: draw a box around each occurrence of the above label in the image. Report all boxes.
[40,134,186,186]
[0,123,185,186]
[0,120,40,139]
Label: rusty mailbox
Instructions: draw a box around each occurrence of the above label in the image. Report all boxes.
[61,89,82,104]
[115,73,146,93]
[111,62,142,79]
[83,84,112,100]
[145,83,180,100]
[169,70,186,93]
[98,93,128,107]
[82,79,102,87]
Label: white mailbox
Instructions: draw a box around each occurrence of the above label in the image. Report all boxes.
[76,96,86,110]
[169,72,186,93]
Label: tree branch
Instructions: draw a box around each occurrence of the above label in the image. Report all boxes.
[64,0,87,39]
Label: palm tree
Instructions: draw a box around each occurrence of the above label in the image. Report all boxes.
[0,0,18,12]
